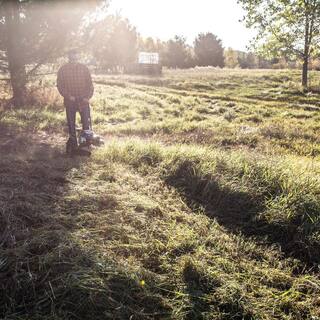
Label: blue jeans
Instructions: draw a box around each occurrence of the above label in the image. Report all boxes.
[66,103,91,145]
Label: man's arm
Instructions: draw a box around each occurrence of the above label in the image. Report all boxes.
[83,67,94,100]
[57,67,70,98]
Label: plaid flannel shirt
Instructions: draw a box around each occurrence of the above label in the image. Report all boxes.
[57,62,94,107]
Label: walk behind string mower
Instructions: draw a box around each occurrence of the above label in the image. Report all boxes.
[76,126,104,156]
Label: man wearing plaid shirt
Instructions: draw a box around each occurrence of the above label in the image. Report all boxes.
[57,49,94,154]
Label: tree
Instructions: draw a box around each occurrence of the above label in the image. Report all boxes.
[238,52,258,69]
[224,48,239,68]
[0,0,107,106]
[138,37,169,67]
[139,37,157,52]
[238,0,320,88]
[163,36,194,69]
[194,33,224,67]
[89,15,138,72]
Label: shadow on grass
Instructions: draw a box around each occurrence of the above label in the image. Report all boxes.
[164,159,319,268]
[243,94,320,108]
[182,259,255,320]
[183,264,212,319]
[0,133,170,319]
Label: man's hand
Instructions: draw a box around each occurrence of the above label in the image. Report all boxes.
[82,98,90,104]
[69,96,76,102]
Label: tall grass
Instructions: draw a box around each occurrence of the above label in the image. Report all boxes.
[95,140,320,265]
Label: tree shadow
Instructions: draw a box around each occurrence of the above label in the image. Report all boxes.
[0,132,170,319]
[182,261,213,320]
[181,259,255,320]
[164,159,319,268]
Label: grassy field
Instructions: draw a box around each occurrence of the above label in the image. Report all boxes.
[1,68,320,319]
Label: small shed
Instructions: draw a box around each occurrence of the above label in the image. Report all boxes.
[139,52,160,65]
[137,52,162,75]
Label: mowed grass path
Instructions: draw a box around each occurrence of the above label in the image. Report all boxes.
[1,69,320,319]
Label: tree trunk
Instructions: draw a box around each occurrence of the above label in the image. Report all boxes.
[8,62,27,107]
[302,11,310,89]
[4,0,27,107]
[302,56,309,89]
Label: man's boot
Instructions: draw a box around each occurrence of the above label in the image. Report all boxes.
[66,138,78,156]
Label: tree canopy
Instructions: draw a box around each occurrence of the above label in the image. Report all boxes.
[89,15,138,71]
[163,36,194,69]
[0,0,107,105]
[238,0,320,87]
[194,32,224,67]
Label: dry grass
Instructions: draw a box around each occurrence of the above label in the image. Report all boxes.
[1,68,320,319]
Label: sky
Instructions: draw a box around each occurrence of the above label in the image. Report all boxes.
[109,0,256,51]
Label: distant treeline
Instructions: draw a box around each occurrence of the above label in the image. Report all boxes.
[85,15,319,72]
[224,49,320,70]
[86,15,224,71]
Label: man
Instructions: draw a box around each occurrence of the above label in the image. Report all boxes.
[57,49,94,155]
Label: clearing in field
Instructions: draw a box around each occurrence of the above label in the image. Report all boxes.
[1,69,320,319]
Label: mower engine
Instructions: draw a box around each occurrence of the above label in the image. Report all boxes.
[79,130,104,148]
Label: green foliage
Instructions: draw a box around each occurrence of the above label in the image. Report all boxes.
[238,0,320,56]
[162,35,195,69]
[238,0,320,86]
[224,48,240,68]
[139,37,166,55]
[0,0,108,105]
[194,32,224,67]
[88,15,138,71]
